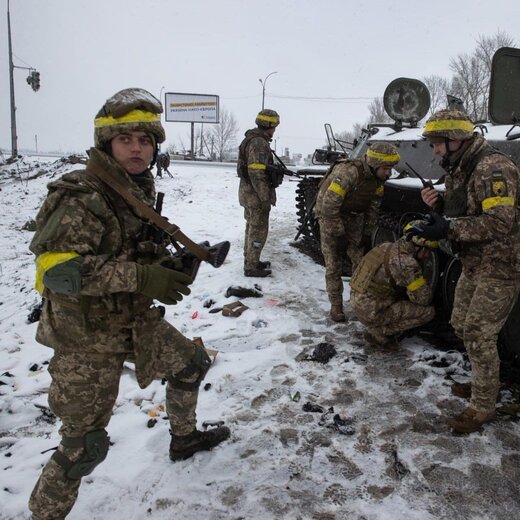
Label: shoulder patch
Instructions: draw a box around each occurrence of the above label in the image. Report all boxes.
[491,171,507,197]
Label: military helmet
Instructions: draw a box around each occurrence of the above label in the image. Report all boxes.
[94,88,166,149]
[256,109,280,129]
[403,220,439,249]
[422,109,473,142]
[366,142,400,169]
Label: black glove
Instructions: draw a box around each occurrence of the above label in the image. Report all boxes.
[136,264,192,305]
[407,212,450,241]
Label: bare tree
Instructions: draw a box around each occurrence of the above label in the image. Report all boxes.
[449,31,516,121]
[367,97,392,124]
[475,30,515,76]
[422,75,450,114]
[209,107,239,161]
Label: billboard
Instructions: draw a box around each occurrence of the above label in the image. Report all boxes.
[165,92,220,123]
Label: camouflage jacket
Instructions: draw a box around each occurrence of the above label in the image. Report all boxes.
[238,128,276,207]
[443,134,520,277]
[30,148,168,352]
[351,239,433,305]
[314,159,384,235]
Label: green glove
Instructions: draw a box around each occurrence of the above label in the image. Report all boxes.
[135,264,192,305]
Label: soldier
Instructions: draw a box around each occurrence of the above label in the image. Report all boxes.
[350,222,436,350]
[410,109,520,433]
[237,109,281,277]
[28,88,230,519]
[314,142,400,322]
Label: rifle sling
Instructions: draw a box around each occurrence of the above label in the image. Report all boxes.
[86,160,210,262]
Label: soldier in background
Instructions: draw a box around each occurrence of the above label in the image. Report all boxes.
[155,151,172,177]
[411,109,520,433]
[314,142,400,322]
[350,222,436,350]
[28,88,230,519]
[237,109,281,277]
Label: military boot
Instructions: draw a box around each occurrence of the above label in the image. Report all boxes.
[447,407,496,434]
[244,267,272,277]
[256,260,271,269]
[170,426,230,461]
[330,304,346,322]
[451,382,472,399]
[364,329,387,348]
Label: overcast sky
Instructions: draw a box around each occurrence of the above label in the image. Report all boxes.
[1,0,519,158]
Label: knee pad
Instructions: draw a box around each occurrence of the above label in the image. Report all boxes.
[168,343,211,391]
[53,430,110,480]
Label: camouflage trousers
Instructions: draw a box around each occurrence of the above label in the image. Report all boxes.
[450,271,519,413]
[29,312,203,520]
[319,219,364,306]
[350,291,435,339]
[243,204,270,270]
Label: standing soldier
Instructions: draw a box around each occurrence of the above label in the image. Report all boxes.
[28,88,230,520]
[411,109,520,433]
[237,109,281,277]
[314,142,400,322]
[350,221,436,349]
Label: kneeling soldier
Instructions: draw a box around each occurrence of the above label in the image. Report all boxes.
[350,221,436,350]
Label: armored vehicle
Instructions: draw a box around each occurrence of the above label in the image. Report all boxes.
[294,47,520,371]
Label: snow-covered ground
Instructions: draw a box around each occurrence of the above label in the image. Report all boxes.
[1,157,519,520]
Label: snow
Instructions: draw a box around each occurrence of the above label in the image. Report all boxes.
[1,157,520,520]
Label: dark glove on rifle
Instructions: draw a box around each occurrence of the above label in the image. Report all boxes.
[136,264,192,305]
[406,212,450,241]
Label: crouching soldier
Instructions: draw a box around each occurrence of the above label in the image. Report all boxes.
[314,142,400,322]
[28,88,230,520]
[350,222,436,350]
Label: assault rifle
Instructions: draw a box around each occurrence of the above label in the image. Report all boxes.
[153,192,229,281]
[166,239,229,281]
[269,149,304,180]
[86,148,230,282]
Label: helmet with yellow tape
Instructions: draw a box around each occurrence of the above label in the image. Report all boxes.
[366,142,400,169]
[94,88,165,149]
[255,109,280,129]
[403,220,439,249]
[422,109,473,142]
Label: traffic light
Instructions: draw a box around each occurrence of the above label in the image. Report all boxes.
[32,71,40,92]
[26,70,40,92]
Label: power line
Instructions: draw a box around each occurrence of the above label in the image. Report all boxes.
[270,93,374,101]
[222,93,375,103]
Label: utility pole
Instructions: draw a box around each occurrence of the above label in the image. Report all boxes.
[8,0,18,158]
[190,122,195,159]
[7,0,41,159]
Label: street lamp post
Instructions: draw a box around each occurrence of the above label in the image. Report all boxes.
[159,86,165,106]
[258,71,278,110]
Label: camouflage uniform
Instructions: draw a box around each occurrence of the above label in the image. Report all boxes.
[314,158,385,306]
[27,91,218,519]
[237,109,280,274]
[441,134,520,413]
[350,237,435,343]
